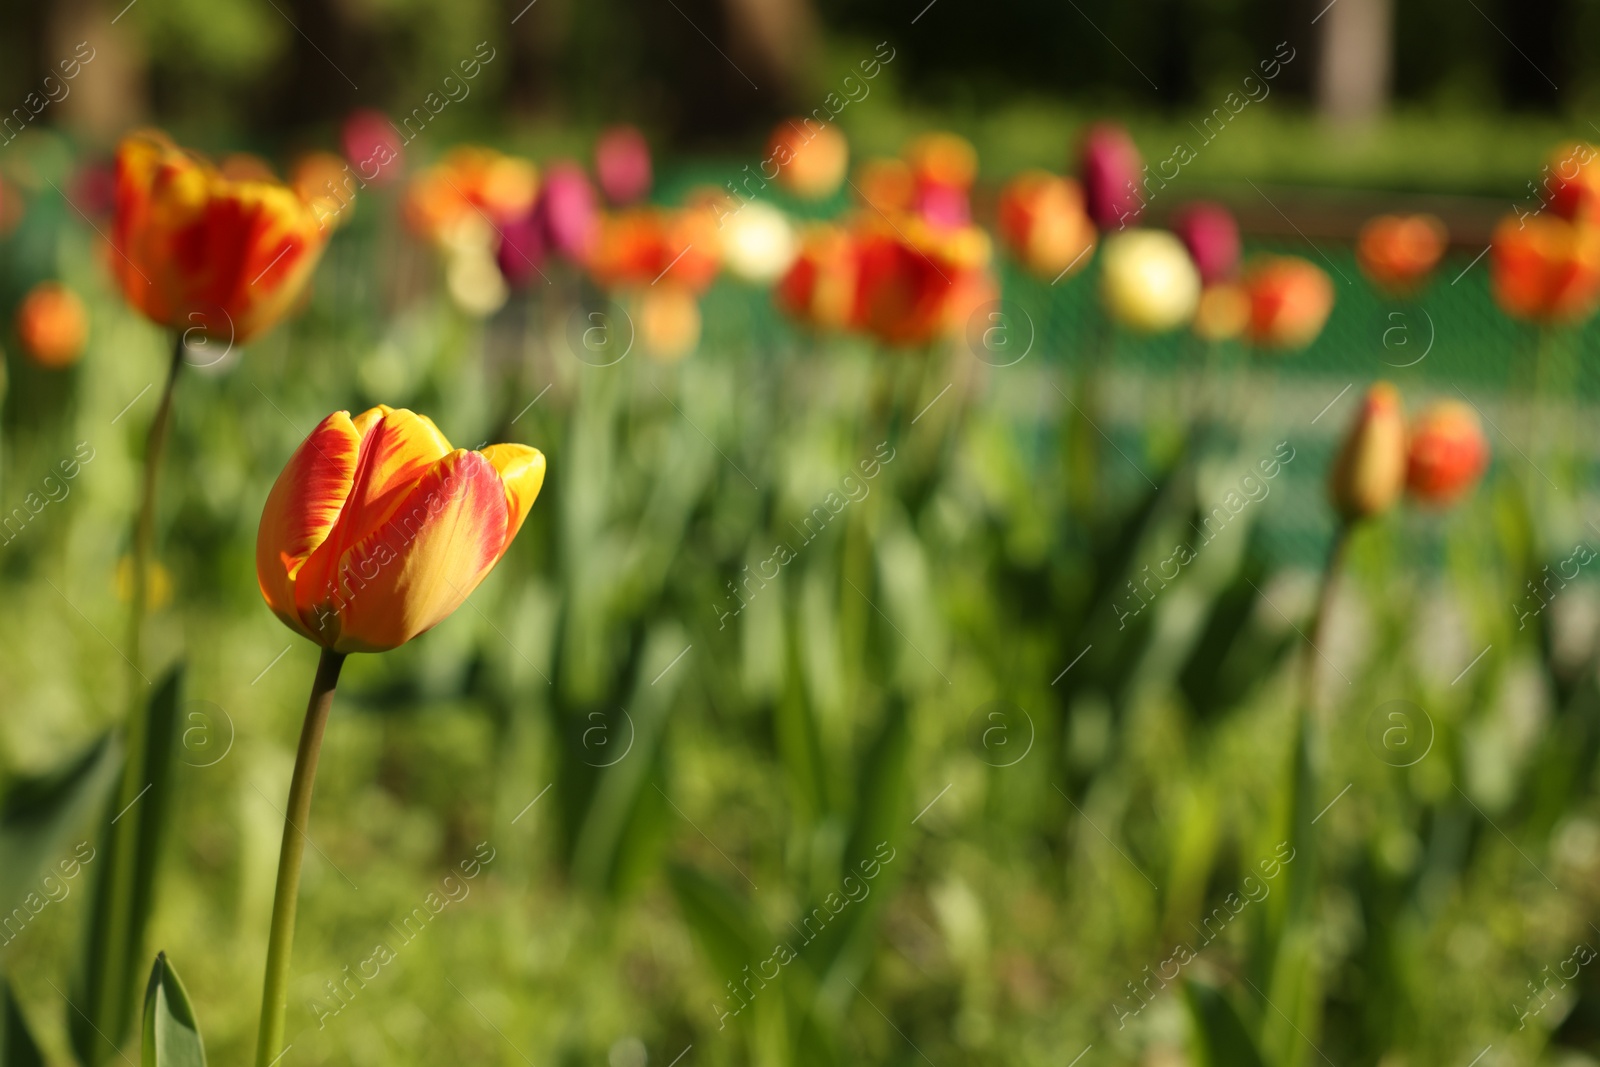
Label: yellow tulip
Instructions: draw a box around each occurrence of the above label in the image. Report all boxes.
[255,405,545,653]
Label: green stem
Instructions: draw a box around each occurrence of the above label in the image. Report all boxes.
[127,334,185,674]
[92,333,184,1051]
[255,647,347,1067]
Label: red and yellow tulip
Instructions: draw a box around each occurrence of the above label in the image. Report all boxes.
[1489,214,1600,324]
[256,405,545,654]
[995,170,1097,280]
[1241,255,1335,350]
[1356,214,1448,296]
[112,131,327,344]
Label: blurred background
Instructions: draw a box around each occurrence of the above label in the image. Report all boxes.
[1,1,1599,1066]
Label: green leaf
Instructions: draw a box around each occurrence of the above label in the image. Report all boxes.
[141,953,205,1067]
[72,666,185,1067]
[1,981,45,1067]
[0,733,118,929]
[1184,981,1268,1067]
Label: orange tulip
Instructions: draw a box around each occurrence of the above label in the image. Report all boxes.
[996,170,1097,280]
[112,130,327,344]
[1489,214,1600,323]
[1406,401,1488,506]
[403,146,538,247]
[635,285,702,363]
[1544,141,1600,227]
[906,132,978,192]
[1356,214,1448,295]
[1328,382,1406,522]
[1241,255,1335,350]
[588,208,720,294]
[853,158,915,217]
[291,151,357,231]
[775,223,861,331]
[15,281,88,368]
[256,405,545,653]
[769,119,850,201]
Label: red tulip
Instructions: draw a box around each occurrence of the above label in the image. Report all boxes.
[1544,141,1600,227]
[1406,401,1488,506]
[775,224,860,331]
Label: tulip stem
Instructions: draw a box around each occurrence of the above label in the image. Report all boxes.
[255,647,347,1067]
[127,334,186,674]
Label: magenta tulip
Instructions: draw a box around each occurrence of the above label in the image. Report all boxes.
[1077,122,1143,230]
[595,125,652,206]
[1171,201,1240,285]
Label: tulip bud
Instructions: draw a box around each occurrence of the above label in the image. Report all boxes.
[1170,202,1240,285]
[1356,214,1447,296]
[15,281,88,368]
[1328,382,1406,522]
[1077,122,1143,230]
[257,406,545,653]
[595,125,652,206]
[1406,401,1489,506]
[1099,230,1200,333]
[770,120,850,201]
[1241,255,1335,350]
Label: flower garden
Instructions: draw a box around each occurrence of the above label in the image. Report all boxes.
[2,63,1600,1067]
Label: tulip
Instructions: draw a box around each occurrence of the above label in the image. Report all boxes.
[532,161,599,263]
[113,130,328,345]
[1241,255,1334,350]
[1328,382,1406,522]
[775,224,860,331]
[1077,122,1143,230]
[1170,202,1240,286]
[1099,229,1200,333]
[404,147,538,248]
[853,157,914,217]
[291,151,356,232]
[770,119,850,201]
[253,405,545,1067]
[256,404,545,653]
[588,208,720,294]
[853,218,994,346]
[495,211,547,289]
[635,285,702,362]
[1406,401,1488,506]
[15,281,88,368]
[718,199,798,283]
[906,131,977,228]
[341,109,405,185]
[1544,141,1600,226]
[1489,214,1600,324]
[1356,214,1448,296]
[595,125,653,206]
[996,170,1097,280]
[1192,283,1249,342]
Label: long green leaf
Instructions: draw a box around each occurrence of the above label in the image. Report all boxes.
[72,666,184,1066]
[1,982,44,1067]
[141,953,205,1067]
[0,733,117,938]
[1184,981,1269,1067]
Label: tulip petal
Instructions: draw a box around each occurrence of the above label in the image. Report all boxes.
[255,411,362,639]
[298,450,512,652]
[479,444,547,550]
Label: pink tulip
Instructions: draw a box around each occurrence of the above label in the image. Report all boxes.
[1077,122,1143,230]
[1170,201,1240,285]
[341,109,405,185]
[595,125,652,206]
[497,212,548,288]
[535,161,599,262]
